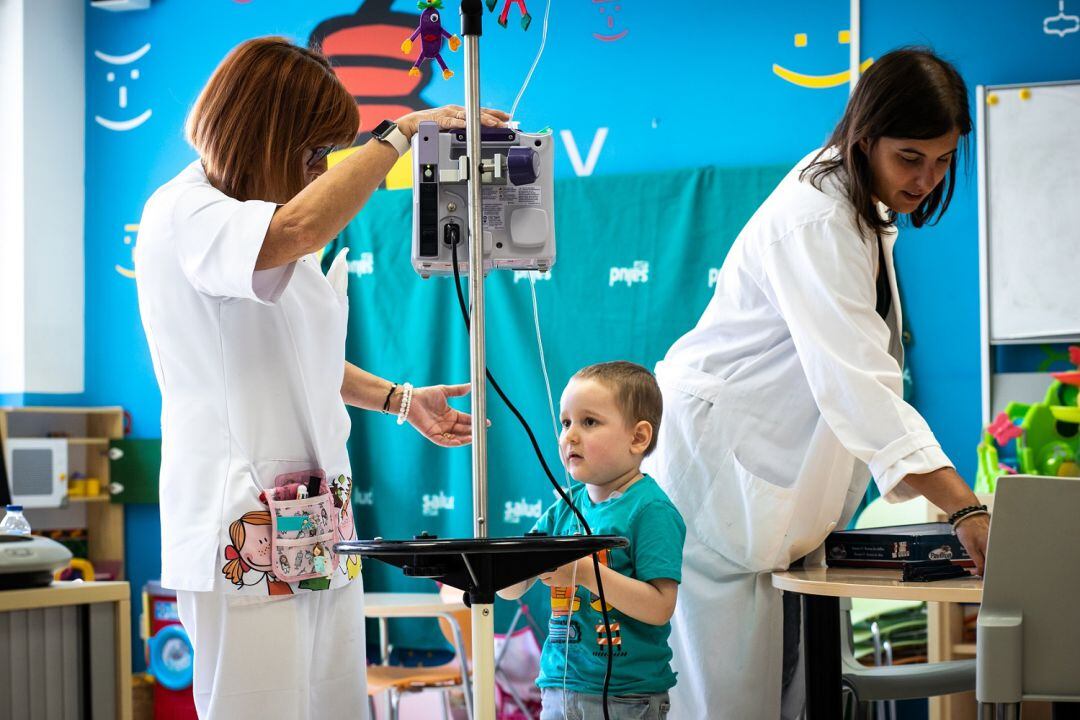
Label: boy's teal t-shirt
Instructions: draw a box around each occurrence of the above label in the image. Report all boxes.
[531,475,686,696]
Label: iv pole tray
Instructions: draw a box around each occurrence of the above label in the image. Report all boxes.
[337,534,627,604]
[411,122,556,278]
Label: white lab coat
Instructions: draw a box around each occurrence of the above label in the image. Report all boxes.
[135,160,361,596]
[136,161,367,718]
[643,149,952,719]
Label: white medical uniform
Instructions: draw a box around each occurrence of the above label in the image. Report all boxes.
[643,149,953,719]
[135,161,366,718]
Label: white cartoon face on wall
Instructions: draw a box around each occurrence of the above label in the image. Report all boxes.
[94,43,153,132]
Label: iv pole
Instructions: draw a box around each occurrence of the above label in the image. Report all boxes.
[460,2,495,718]
[337,7,627,720]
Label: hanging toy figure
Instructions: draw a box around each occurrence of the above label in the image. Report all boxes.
[402,0,461,80]
[485,0,531,30]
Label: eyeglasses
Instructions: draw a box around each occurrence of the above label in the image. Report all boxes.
[306,145,336,168]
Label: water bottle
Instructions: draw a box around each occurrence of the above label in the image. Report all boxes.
[0,505,32,536]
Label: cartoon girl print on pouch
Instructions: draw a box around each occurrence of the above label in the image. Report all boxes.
[221,510,293,596]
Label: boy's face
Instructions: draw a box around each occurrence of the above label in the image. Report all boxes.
[559,377,649,486]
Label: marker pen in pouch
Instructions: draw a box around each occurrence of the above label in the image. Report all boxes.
[307,475,321,497]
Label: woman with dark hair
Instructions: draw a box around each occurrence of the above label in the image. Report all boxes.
[643,48,990,719]
[134,37,507,717]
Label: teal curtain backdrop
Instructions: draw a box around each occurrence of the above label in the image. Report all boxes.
[324,163,789,646]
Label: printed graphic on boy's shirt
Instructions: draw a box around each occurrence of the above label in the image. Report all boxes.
[550,584,580,616]
[221,510,294,596]
[595,621,621,646]
[548,614,581,645]
[588,550,614,612]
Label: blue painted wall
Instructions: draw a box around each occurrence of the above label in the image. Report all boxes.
[8,0,1078,674]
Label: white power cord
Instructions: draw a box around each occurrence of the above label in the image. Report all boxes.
[527,273,581,720]
[515,9,597,713]
[508,0,553,124]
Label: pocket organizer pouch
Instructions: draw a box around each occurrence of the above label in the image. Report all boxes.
[263,470,340,583]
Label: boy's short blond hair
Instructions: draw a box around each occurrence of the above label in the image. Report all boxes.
[573,361,663,455]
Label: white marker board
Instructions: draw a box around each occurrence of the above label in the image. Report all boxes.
[984,81,1080,342]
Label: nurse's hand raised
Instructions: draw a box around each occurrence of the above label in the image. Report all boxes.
[408,383,483,447]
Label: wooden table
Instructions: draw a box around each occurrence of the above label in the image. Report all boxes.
[772,567,982,720]
[0,580,131,720]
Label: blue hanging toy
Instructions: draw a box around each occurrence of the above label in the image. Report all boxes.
[402,0,461,80]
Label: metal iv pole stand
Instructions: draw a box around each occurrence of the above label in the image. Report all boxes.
[335,6,628,720]
[460,1,494,718]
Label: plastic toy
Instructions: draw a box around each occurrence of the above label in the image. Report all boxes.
[988,412,1023,445]
[976,346,1080,492]
[486,0,532,30]
[402,0,462,80]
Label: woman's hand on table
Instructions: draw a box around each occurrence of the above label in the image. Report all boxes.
[408,383,488,447]
[396,105,510,139]
[955,514,989,576]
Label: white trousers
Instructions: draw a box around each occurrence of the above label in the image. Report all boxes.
[177,578,368,720]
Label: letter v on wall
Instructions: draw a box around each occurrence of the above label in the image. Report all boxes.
[560,127,609,177]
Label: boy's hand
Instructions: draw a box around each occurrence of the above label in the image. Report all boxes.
[539,557,589,587]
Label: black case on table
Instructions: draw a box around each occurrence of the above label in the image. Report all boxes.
[825,522,973,568]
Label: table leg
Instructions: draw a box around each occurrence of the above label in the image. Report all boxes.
[802,593,842,720]
[380,618,391,720]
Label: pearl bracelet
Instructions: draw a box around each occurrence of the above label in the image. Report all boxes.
[396,383,414,426]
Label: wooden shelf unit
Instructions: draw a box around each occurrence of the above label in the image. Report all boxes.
[0,406,126,579]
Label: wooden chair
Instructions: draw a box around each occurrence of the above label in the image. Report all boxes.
[366,588,473,720]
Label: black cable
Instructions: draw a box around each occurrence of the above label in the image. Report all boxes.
[450,239,614,720]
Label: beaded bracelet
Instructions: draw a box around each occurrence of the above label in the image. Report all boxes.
[380,383,398,414]
[396,383,414,426]
[948,504,989,526]
[952,509,990,531]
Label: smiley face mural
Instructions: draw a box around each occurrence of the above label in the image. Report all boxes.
[115,224,139,279]
[94,43,152,131]
[772,29,872,89]
[593,0,628,42]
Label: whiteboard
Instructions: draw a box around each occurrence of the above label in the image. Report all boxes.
[983,81,1080,342]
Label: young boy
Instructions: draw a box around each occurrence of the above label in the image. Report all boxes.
[500,361,686,720]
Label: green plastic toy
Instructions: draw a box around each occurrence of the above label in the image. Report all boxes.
[975,349,1080,493]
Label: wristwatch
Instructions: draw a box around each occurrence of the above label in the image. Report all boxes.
[372,119,410,157]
